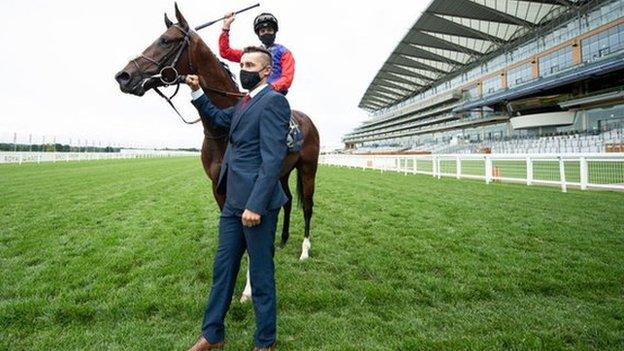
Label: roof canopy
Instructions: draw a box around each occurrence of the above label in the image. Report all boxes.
[359,0,583,110]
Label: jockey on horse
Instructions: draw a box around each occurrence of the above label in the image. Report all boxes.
[219,12,295,95]
[220,11,302,152]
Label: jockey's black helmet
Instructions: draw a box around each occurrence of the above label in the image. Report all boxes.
[254,13,278,34]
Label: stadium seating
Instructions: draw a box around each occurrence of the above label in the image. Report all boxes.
[352,127,624,154]
[482,128,623,154]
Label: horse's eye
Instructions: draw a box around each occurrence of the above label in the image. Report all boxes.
[160,38,170,46]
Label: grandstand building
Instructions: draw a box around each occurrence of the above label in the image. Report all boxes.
[343,0,624,154]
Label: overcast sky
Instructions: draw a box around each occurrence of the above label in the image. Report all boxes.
[0,0,428,149]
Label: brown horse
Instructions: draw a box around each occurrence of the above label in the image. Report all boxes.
[115,5,319,280]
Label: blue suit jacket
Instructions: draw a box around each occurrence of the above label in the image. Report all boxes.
[191,86,290,215]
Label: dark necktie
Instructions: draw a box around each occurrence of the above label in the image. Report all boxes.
[240,94,251,109]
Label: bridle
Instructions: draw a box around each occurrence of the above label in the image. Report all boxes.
[132,24,245,128]
[131,24,199,124]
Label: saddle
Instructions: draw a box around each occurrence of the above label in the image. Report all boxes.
[287,114,303,152]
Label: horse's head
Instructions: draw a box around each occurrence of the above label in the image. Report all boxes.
[115,3,194,96]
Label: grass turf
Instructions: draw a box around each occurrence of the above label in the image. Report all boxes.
[1,157,623,350]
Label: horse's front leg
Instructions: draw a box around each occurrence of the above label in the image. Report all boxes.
[240,255,252,303]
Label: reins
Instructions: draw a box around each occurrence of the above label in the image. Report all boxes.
[152,84,201,124]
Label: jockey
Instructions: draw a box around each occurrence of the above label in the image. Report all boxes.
[220,12,295,95]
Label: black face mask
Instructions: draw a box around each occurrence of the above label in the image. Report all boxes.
[259,33,276,47]
[239,69,264,90]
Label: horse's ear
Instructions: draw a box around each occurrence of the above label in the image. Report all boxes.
[174,2,188,28]
[164,13,173,28]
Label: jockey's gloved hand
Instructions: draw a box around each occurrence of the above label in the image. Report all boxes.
[223,12,235,30]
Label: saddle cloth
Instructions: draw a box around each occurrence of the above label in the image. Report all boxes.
[287,114,303,152]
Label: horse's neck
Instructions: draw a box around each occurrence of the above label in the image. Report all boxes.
[190,35,240,109]
[189,34,239,156]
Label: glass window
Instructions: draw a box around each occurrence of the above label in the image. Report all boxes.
[466,66,481,81]
[482,76,502,95]
[581,0,624,33]
[587,104,624,132]
[507,63,532,88]
[544,20,580,49]
[582,23,624,61]
[463,84,479,100]
[539,46,573,77]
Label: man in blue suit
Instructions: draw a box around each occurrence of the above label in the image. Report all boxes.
[186,46,290,351]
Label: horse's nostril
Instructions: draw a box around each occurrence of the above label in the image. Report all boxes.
[115,71,131,84]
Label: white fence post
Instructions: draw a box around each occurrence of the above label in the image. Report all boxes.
[413,156,417,174]
[456,155,461,179]
[526,155,533,186]
[485,156,492,184]
[432,156,437,177]
[559,156,567,193]
[580,156,588,190]
[440,157,443,179]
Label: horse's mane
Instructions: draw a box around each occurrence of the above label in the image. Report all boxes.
[218,60,239,90]
[188,27,240,92]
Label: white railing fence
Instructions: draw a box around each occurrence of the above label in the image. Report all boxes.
[320,153,624,192]
[0,151,199,165]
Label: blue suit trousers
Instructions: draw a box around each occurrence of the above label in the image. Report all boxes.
[201,202,279,347]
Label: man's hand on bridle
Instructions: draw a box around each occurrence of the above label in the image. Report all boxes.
[186,75,200,91]
[242,209,261,227]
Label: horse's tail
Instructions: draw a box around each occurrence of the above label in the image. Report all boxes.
[296,167,304,209]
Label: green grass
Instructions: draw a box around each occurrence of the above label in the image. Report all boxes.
[1,158,623,350]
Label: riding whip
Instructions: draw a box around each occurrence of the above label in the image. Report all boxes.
[195,3,260,31]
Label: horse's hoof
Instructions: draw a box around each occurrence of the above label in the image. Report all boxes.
[299,238,311,261]
[240,293,251,303]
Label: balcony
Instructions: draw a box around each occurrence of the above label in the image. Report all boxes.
[344,115,509,143]
[361,90,462,128]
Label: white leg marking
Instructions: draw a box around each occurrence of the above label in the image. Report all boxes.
[299,237,311,261]
[240,257,252,303]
